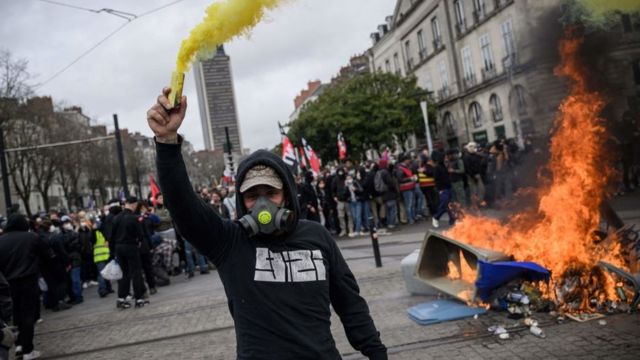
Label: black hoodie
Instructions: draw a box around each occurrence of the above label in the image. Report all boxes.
[156,138,386,360]
[0,214,50,281]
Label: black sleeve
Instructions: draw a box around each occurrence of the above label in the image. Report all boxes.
[327,235,387,359]
[155,138,238,266]
[0,271,11,324]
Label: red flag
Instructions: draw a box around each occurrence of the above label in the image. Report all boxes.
[282,135,296,166]
[299,147,308,169]
[337,132,347,161]
[301,137,321,176]
[149,175,160,206]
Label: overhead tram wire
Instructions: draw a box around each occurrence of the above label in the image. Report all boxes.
[34,0,189,89]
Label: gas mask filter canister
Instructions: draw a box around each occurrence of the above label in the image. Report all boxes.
[239,196,291,236]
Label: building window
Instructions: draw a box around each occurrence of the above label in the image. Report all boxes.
[514,85,528,115]
[423,74,433,92]
[461,47,475,87]
[490,94,503,122]
[622,14,632,33]
[469,102,483,128]
[439,60,449,88]
[473,0,486,22]
[443,112,455,135]
[393,53,401,75]
[431,17,442,48]
[454,0,466,31]
[417,30,427,60]
[479,34,495,70]
[501,19,516,60]
[405,40,413,70]
[385,59,391,73]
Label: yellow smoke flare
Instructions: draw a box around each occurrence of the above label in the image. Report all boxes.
[168,0,284,107]
[176,0,283,74]
[579,0,640,24]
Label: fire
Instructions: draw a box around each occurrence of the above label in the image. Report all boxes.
[446,30,628,307]
[447,250,477,284]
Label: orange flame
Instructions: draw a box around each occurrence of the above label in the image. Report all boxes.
[446,31,627,305]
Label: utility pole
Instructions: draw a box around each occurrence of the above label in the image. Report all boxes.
[0,126,12,211]
[113,114,129,198]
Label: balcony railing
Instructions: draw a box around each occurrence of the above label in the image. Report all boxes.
[419,48,428,60]
[463,73,477,89]
[432,38,443,50]
[481,66,497,82]
[455,20,467,36]
[473,4,486,23]
[438,87,451,101]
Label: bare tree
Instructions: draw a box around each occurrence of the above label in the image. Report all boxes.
[0,49,34,100]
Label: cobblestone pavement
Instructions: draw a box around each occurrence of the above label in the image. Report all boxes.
[17,193,640,359]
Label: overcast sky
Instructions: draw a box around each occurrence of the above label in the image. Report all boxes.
[1,0,394,151]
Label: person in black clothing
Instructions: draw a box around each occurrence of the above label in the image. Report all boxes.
[102,199,123,260]
[136,201,158,296]
[1,271,15,360]
[377,159,398,229]
[39,220,71,312]
[432,154,456,228]
[298,171,320,223]
[147,88,387,360]
[0,214,50,359]
[112,196,147,309]
[58,216,83,304]
[323,171,339,235]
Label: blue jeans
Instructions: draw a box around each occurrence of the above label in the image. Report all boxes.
[414,186,425,218]
[361,201,372,229]
[96,261,112,295]
[349,201,363,233]
[402,190,415,223]
[434,189,455,224]
[184,241,208,274]
[386,199,397,227]
[70,266,83,301]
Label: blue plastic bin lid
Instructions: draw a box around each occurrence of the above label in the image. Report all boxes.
[407,299,487,326]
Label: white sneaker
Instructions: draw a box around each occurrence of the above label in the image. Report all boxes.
[89,280,99,286]
[432,218,440,228]
[348,232,356,238]
[36,318,43,324]
[23,350,42,360]
[15,345,22,354]
[82,282,88,289]
[359,231,368,236]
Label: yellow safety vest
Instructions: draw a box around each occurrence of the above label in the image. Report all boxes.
[93,230,110,263]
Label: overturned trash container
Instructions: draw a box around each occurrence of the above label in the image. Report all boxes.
[415,231,510,303]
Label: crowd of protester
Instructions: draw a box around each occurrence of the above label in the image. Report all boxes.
[1,131,636,359]
[292,137,530,237]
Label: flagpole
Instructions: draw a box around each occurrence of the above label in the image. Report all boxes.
[420,101,434,153]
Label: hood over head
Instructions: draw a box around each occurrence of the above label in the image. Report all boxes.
[235,150,300,234]
[5,214,30,232]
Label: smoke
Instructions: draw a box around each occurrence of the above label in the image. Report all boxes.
[565,0,640,28]
[174,0,285,74]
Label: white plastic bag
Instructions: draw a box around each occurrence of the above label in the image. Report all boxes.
[101,260,123,281]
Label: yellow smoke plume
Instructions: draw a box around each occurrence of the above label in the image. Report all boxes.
[579,0,640,24]
[175,0,283,74]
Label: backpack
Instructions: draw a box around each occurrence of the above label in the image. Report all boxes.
[374,170,388,193]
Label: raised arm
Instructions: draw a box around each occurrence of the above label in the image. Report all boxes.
[148,88,236,266]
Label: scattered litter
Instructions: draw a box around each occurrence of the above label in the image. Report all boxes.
[598,320,607,326]
[499,333,510,340]
[529,325,546,338]
[523,318,538,327]
[565,313,606,323]
[474,314,479,319]
[407,300,487,326]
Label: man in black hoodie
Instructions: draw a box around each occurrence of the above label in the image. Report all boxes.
[147,88,387,360]
[0,214,50,359]
[0,271,14,360]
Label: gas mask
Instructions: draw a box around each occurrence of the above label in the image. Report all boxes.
[239,196,291,237]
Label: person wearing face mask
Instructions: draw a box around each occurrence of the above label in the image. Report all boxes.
[111,197,148,309]
[147,88,387,360]
[58,216,83,305]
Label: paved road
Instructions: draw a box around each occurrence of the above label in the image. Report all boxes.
[19,192,640,359]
